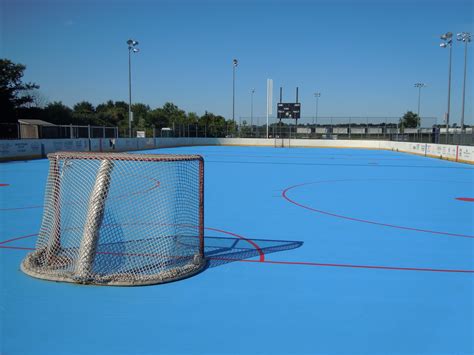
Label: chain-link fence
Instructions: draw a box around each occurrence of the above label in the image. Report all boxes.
[2,117,473,146]
[0,123,118,140]
[232,116,473,146]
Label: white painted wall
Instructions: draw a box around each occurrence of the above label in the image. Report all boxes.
[1,137,473,164]
[0,140,43,159]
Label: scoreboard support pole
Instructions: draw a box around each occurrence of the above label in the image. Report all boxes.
[295,87,299,140]
[276,86,301,144]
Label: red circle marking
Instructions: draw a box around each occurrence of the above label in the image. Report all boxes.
[282,181,474,239]
[456,197,474,202]
[206,226,265,262]
[0,226,265,262]
[1,232,473,274]
[0,176,160,211]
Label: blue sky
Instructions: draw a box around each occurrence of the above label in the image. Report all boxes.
[1,0,473,124]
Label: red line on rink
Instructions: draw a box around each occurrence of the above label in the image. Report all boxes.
[0,227,265,262]
[282,182,474,239]
[0,233,39,245]
[2,244,472,274]
[205,227,265,262]
[0,184,9,187]
[456,197,474,202]
[210,257,474,274]
[0,245,34,251]
[0,205,43,211]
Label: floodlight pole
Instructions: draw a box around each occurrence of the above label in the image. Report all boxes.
[461,39,468,133]
[457,32,471,134]
[446,44,452,142]
[414,83,425,126]
[250,88,255,136]
[128,50,132,138]
[417,86,421,117]
[440,32,453,143]
[313,92,321,125]
[127,39,139,138]
[232,59,238,127]
[266,79,273,139]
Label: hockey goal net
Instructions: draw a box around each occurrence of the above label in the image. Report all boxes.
[21,152,205,286]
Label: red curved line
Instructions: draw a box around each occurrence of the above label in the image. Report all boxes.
[0,184,9,187]
[0,233,39,245]
[456,197,474,202]
[2,234,472,274]
[0,245,34,251]
[0,227,266,262]
[282,183,474,239]
[0,205,44,211]
[0,176,161,212]
[205,227,265,262]
[233,258,474,274]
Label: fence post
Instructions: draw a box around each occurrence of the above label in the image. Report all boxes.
[88,125,91,139]
[349,118,351,140]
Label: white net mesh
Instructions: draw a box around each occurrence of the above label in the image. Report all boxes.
[21,152,205,286]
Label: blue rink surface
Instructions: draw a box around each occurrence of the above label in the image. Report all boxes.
[1,146,473,355]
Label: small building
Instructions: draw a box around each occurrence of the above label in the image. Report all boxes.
[18,119,56,139]
[161,127,172,137]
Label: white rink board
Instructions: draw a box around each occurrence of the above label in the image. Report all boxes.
[1,137,473,164]
[0,140,42,159]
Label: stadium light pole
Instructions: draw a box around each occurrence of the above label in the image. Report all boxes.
[414,83,426,124]
[313,92,321,125]
[457,32,471,134]
[440,32,453,143]
[232,59,238,127]
[250,88,255,136]
[127,39,139,138]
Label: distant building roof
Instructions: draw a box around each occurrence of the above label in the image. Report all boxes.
[18,119,56,126]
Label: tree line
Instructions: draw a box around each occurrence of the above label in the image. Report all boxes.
[1,57,441,139]
[1,58,237,136]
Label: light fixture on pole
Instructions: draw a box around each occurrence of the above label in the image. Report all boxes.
[232,59,238,126]
[414,83,426,123]
[250,88,255,136]
[440,32,453,143]
[127,39,139,138]
[313,92,321,126]
[456,32,471,134]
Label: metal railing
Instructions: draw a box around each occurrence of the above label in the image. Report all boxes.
[0,123,118,140]
[2,117,473,146]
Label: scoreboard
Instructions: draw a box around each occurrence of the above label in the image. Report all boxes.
[277,103,301,119]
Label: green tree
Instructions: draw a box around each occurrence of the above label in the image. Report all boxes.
[400,111,420,129]
[240,120,251,137]
[96,100,129,127]
[73,101,96,125]
[146,102,186,136]
[187,112,199,125]
[131,103,151,131]
[146,108,168,130]
[0,58,39,122]
[42,101,73,124]
[199,111,229,137]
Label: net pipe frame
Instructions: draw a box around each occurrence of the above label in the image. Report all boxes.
[21,151,205,286]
